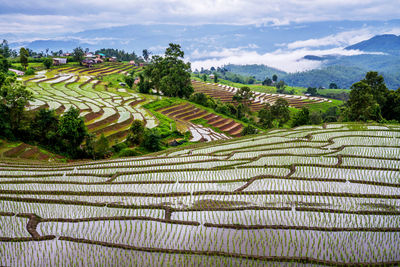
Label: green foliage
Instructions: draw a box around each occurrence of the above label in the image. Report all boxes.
[0,55,10,73]
[262,77,272,86]
[329,83,338,89]
[72,47,84,64]
[57,107,88,158]
[322,106,340,122]
[384,88,400,122]
[241,125,257,136]
[30,109,59,146]
[142,49,150,62]
[213,74,218,83]
[94,134,110,159]
[43,58,53,69]
[112,142,128,153]
[292,107,311,127]
[119,147,141,157]
[0,75,32,131]
[19,48,29,70]
[275,80,286,93]
[25,67,35,75]
[0,40,11,58]
[142,128,162,152]
[271,98,290,126]
[258,103,274,128]
[272,74,278,82]
[95,48,140,62]
[233,86,254,107]
[306,87,318,96]
[137,73,151,94]
[124,75,135,88]
[141,43,193,98]
[190,92,209,107]
[310,111,323,125]
[126,119,145,146]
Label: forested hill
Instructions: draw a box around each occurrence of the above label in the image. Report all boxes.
[345,34,400,55]
[223,64,286,81]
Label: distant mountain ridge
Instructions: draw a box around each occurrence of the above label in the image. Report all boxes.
[225,35,400,89]
[345,34,400,55]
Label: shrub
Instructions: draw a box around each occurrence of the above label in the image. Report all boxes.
[119,148,140,157]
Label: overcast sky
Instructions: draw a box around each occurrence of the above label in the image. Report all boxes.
[1,0,399,72]
[1,0,400,35]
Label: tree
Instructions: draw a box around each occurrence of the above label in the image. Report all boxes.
[30,109,59,146]
[190,92,209,107]
[271,98,290,126]
[384,88,400,122]
[124,75,135,88]
[43,58,53,69]
[94,134,110,159]
[275,80,286,93]
[272,74,278,82]
[329,83,338,89]
[0,40,11,58]
[241,125,257,136]
[73,47,84,64]
[310,111,322,125]
[126,119,145,145]
[0,55,10,73]
[19,47,29,70]
[323,106,339,122]
[213,74,218,83]
[141,43,193,98]
[258,103,274,128]
[361,71,388,108]
[202,74,207,82]
[0,75,32,131]
[142,128,161,152]
[137,73,151,94]
[292,107,310,127]
[262,77,272,86]
[57,107,87,157]
[142,49,151,62]
[233,86,254,110]
[346,81,380,121]
[306,87,317,96]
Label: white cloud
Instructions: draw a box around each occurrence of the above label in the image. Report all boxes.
[190,47,376,73]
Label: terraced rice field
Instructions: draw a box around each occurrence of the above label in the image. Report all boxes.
[1,123,399,265]
[23,64,158,141]
[0,142,64,161]
[158,103,243,139]
[192,80,331,111]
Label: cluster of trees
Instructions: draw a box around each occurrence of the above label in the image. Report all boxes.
[190,91,251,122]
[95,48,142,62]
[343,72,400,122]
[139,43,193,98]
[0,69,92,158]
[194,67,258,84]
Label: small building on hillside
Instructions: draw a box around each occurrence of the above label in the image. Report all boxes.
[209,74,215,80]
[94,58,103,64]
[109,57,117,62]
[129,60,136,65]
[85,53,95,58]
[53,58,67,65]
[82,59,95,67]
